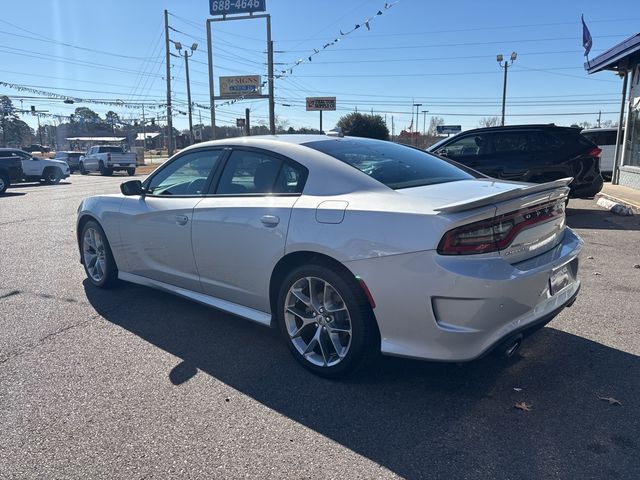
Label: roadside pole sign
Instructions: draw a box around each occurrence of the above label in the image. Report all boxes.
[219,75,262,98]
[209,0,266,16]
[306,97,336,133]
[236,118,246,127]
[306,97,337,111]
[437,125,462,135]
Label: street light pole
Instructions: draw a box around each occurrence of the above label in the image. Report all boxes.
[421,110,429,137]
[413,103,422,147]
[497,52,517,126]
[175,42,198,143]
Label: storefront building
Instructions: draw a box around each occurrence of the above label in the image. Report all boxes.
[586,33,640,189]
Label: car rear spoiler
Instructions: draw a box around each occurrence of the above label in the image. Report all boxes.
[434,178,572,213]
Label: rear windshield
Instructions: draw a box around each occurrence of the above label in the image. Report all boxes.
[98,146,123,153]
[582,130,619,146]
[304,138,474,189]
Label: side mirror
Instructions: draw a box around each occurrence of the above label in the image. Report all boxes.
[437,148,448,157]
[120,180,145,196]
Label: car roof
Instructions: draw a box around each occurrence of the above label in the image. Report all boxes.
[189,134,340,148]
[581,127,621,132]
[452,124,580,135]
[0,148,28,154]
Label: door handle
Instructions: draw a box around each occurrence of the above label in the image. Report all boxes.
[175,214,189,226]
[260,214,280,227]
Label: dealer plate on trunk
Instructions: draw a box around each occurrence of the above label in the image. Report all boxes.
[549,261,576,296]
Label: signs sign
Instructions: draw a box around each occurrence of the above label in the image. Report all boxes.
[437,125,462,134]
[209,0,266,16]
[306,97,336,111]
[219,75,262,98]
[236,118,246,127]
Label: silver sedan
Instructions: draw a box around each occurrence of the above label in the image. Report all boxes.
[77,135,582,377]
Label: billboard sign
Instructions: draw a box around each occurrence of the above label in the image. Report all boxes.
[306,97,337,111]
[219,75,262,98]
[437,125,462,134]
[210,0,266,16]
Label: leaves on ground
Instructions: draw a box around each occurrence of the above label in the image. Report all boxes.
[598,396,622,406]
[514,402,532,411]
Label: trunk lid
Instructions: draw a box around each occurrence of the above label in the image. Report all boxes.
[402,178,571,263]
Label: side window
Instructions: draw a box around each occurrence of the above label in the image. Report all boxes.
[439,135,485,157]
[489,132,530,154]
[215,150,305,194]
[526,132,561,152]
[146,149,222,196]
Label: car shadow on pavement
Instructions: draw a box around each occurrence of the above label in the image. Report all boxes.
[7,181,72,188]
[566,206,640,231]
[84,280,640,479]
[0,191,27,197]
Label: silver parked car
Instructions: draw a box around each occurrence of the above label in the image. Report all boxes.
[77,135,582,377]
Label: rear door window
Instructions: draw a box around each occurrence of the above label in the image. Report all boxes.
[214,150,306,195]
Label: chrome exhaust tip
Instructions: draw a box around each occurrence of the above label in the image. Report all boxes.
[494,333,524,359]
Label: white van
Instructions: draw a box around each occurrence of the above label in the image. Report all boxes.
[581,128,623,180]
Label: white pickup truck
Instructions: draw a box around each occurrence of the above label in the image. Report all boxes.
[79,146,137,176]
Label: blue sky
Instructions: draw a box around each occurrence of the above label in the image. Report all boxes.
[0,0,638,134]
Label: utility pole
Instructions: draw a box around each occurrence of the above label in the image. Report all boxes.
[391,116,395,141]
[267,35,275,135]
[597,110,602,128]
[245,108,250,136]
[412,103,422,147]
[421,110,429,137]
[141,104,147,150]
[497,52,517,126]
[175,42,197,142]
[164,9,174,155]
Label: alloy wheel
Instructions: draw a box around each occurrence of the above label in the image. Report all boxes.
[83,227,107,282]
[284,276,353,367]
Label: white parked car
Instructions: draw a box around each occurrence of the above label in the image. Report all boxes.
[0,148,70,184]
[77,135,582,377]
[581,128,623,180]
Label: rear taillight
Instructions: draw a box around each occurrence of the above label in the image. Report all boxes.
[587,146,602,158]
[438,201,565,255]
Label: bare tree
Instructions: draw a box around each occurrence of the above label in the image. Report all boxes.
[478,116,500,128]
[427,116,445,136]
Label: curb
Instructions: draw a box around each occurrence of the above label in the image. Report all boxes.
[595,192,640,213]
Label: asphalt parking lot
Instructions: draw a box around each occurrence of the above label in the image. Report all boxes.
[1,174,639,479]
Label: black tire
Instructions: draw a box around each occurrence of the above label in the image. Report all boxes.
[277,263,379,378]
[43,167,62,184]
[99,161,108,176]
[0,172,9,194]
[80,220,119,288]
[79,162,87,175]
[127,168,136,176]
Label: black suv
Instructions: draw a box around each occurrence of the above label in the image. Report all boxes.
[427,125,604,198]
[0,149,25,194]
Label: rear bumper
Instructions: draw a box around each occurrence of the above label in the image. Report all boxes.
[570,175,604,198]
[345,228,583,362]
